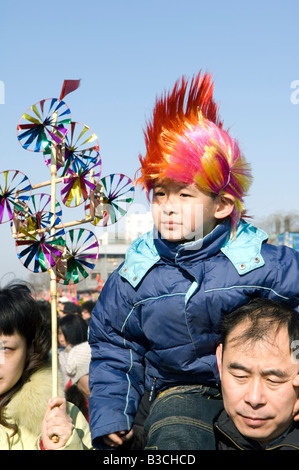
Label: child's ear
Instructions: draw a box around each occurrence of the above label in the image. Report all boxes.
[214,194,235,220]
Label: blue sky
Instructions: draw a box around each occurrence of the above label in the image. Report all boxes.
[0,0,298,281]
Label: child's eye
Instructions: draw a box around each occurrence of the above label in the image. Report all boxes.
[180,193,192,198]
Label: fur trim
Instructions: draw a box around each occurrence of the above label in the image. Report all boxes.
[5,366,63,436]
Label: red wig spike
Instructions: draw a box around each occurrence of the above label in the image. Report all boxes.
[135,72,252,227]
[136,71,223,193]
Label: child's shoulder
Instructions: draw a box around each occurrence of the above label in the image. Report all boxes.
[220,221,268,275]
[119,231,160,288]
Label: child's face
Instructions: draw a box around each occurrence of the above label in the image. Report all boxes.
[0,332,27,395]
[151,180,220,242]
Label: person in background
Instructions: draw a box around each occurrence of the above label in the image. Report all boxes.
[57,296,69,318]
[59,301,82,318]
[215,298,299,450]
[58,315,88,389]
[0,282,91,450]
[80,300,96,325]
[65,341,91,421]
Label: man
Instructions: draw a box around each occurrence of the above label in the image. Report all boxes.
[215,298,299,450]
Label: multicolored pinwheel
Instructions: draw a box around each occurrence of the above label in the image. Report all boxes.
[44,121,99,175]
[85,173,135,226]
[17,98,71,152]
[10,193,63,235]
[21,192,62,218]
[55,228,99,285]
[15,212,66,273]
[0,170,32,224]
[11,82,135,284]
[61,156,102,208]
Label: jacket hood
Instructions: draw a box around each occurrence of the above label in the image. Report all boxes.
[5,365,63,437]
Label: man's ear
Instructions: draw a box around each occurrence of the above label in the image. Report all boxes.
[216,343,223,379]
[214,194,235,220]
[292,374,299,421]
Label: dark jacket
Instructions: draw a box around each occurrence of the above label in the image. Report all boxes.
[214,410,299,450]
[88,219,299,446]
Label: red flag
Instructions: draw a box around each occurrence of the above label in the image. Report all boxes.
[59,79,81,101]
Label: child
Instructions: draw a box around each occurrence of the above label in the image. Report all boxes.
[0,282,92,450]
[88,71,299,450]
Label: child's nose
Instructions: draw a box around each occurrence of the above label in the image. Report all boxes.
[162,199,180,214]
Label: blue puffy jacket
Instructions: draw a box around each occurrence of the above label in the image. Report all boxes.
[88,219,299,446]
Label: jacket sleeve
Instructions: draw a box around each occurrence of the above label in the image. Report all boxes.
[88,268,147,449]
[265,244,299,306]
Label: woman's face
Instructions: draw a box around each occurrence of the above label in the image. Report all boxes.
[0,332,27,395]
[58,328,68,348]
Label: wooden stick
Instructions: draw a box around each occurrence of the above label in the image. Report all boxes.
[50,139,58,399]
[49,113,60,444]
[12,214,94,239]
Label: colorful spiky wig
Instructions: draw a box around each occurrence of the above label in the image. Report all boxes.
[135,71,252,227]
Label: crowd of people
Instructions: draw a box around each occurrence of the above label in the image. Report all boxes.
[1,70,299,451]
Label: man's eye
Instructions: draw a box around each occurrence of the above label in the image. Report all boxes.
[267,378,283,386]
[233,374,248,382]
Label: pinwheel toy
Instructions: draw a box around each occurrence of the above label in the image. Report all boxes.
[0,170,32,224]
[55,228,99,285]
[0,80,135,434]
[15,212,66,273]
[11,193,62,238]
[85,173,135,226]
[61,153,102,207]
[17,98,71,153]
[44,121,99,175]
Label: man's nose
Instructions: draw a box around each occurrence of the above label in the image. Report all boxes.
[244,378,267,409]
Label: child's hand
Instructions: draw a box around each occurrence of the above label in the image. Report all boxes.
[41,397,74,450]
[103,429,134,447]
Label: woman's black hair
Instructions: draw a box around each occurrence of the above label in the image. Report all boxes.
[58,314,88,346]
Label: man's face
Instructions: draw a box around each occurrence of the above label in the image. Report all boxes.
[151,180,220,242]
[216,323,299,446]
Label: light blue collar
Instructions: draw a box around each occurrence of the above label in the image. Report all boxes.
[119,230,159,287]
[220,221,268,275]
[119,221,268,287]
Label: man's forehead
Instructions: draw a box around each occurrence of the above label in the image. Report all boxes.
[226,322,291,356]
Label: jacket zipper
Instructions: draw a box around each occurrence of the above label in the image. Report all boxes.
[149,377,157,402]
[214,424,245,450]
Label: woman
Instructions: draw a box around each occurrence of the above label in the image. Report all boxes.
[0,282,92,450]
[58,314,88,388]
